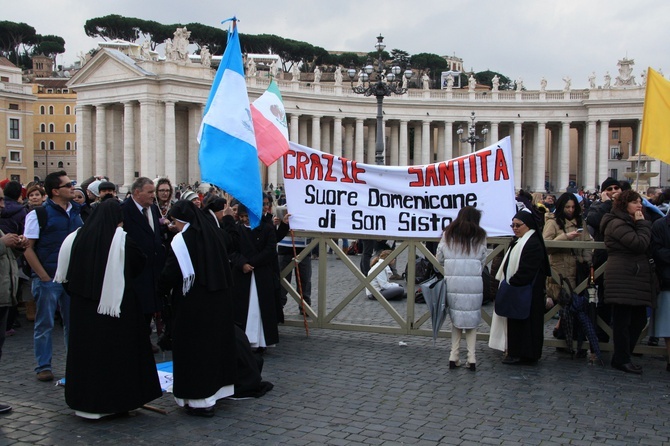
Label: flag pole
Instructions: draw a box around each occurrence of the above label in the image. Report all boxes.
[635,140,641,192]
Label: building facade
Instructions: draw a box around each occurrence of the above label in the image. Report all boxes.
[32,79,78,181]
[67,47,656,193]
[0,57,35,184]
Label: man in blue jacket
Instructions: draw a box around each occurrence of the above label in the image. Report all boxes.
[23,171,83,382]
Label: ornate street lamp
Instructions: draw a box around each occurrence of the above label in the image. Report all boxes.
[347,34,413,165]
[457,111,489,152]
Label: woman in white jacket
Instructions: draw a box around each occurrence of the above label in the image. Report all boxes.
[437,206,487,371]
[366,250,406,301]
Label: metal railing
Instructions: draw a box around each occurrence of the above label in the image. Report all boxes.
[280,233,664,355]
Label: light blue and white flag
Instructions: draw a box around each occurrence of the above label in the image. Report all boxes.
[198,19,263,228]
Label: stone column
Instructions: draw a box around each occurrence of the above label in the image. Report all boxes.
[343,120,354,159]
[366,120,375,164]
[289,114,300,142]
[399,120,409,166]
[95,105,107,175]
[513,121,523,191]
[412,124,421,165]
[298,119,308,146]
[139,100,157,179]
[321,119,331,154]
[444,122,453,161]
[585,120,597,192]
[421,120,431,165]
[558,121,570,192]
[354,118,365,162]
[436,123,445,163]
[490,122,499,145]
[187,105,202,184]
[389,122,399,166]
[123,102,135,189]
[164,101,177,181]
[76,105,93,181]
[598,120,610,188]
[311,115,321,151]
[332,117,343,157]
[533,121,547,192]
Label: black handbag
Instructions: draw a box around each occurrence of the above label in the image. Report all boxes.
[494,279,533,319]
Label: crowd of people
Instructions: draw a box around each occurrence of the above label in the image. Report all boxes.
[1,172,669,419]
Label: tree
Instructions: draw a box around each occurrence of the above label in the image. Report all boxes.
[32,34,66,58]
[84,15,139,42]
[475,70,514,90]
[0,21,36,65]
[410,53,448,87]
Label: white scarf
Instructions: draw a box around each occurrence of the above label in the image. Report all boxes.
[171,223,195,295]
[54,227,127,318]
[496,229,535,283]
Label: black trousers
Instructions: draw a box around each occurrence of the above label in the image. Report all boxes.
[611,304,647,366]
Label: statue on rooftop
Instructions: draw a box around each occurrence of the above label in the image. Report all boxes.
[200,46,211,68]
[540,77,547,92]
[313,66,321,83]
[492,74,499,92]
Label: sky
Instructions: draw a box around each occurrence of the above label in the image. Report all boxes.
[6,0,670,90]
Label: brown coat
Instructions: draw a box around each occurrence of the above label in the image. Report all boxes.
[543,213,593,301]
[601,209,654,307]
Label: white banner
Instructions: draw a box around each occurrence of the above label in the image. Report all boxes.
[283,137,517,239]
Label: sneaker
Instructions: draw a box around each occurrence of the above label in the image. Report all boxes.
[36,370,54,382]
[0,404,12,414]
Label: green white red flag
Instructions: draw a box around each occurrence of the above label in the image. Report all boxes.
[251,80,289,166]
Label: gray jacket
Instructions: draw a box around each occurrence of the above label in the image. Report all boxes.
[436,239,487,329]
[0,230,19,307]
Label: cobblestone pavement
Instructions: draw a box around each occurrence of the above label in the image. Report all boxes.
[2,253,670,445]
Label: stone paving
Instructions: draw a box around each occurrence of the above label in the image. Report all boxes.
[1,253,670,445]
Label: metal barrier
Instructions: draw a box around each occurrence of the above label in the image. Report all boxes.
[280,233,664,355]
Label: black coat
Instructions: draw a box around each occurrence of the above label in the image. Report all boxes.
[652,215,670,291]
[121,198,166,314]
[601,209,654,307]
[230,221,280,346]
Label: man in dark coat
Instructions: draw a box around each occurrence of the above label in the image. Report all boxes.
[120,177,166,350]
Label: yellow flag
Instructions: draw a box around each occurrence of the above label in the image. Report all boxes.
[641,67,670,164]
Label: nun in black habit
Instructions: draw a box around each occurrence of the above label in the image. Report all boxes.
[496,209,551,364]
[159,199,236,417]
[56,199,162,419]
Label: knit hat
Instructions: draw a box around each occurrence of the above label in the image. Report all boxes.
[87,180,102,197]
[181,190,198,202]
[600,177,619,192]
[98,181,116,192]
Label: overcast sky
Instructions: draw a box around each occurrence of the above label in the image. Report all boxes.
[6,0,670,90]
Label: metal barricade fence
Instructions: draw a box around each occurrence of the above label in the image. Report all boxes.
[279,233,663,355]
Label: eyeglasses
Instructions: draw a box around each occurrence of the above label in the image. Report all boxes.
[56,183,74,189]
[510,223,526,229]
[605,186,620,192]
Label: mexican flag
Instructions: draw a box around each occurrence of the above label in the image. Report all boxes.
[251,80,290,166]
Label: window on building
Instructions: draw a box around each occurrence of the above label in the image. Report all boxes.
[62,89,69,93]
[9,150,21,162]
[610,146,622,160]
[40,141,46,150]
[9,118,19,140]
[74,141,77,151]
[65,123,71,132]
[46,89,54,93]
[40,105,46,114]
[610,169,618,180]
[0,76,9,82]
[49,141,55,150]
[34,161,38,168]
[10,175,20,182]
[65,105,71,115]
[612,129,619,140]
[66,141,71,150]
[48,105,54,115]
[8,103,18,110]
[57,161,63,168]
[49,123,55,133]
[40,123,46,132]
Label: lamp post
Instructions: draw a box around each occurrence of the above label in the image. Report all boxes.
[457,111,488,152]
[347,34,413,165]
